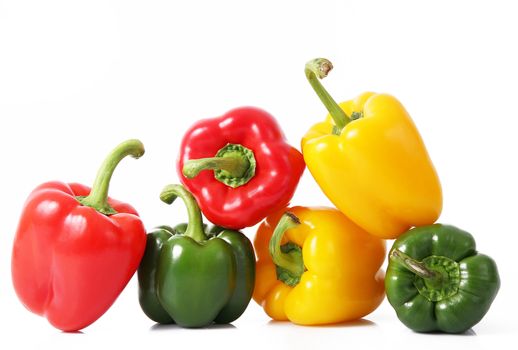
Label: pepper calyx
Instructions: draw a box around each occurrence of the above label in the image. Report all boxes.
[182,143,256,188]
[275,242,303,287]
[269,212,305,287]
[390,249,460,302]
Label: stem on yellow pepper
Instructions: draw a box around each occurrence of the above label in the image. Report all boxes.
[269,212,305,287]
[305,58,351,135]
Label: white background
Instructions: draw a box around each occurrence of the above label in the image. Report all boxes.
[1,0,517,348]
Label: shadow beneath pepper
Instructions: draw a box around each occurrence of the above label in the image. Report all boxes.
[206,323,237,330]
[416,328,476,336]
[266,318,377,328]
[61,330,84,334]
[149,323,177,331]
[314,319,377,328]
[150,323,236,331]
[266,320,290,326]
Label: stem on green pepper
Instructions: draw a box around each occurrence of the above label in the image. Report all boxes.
[182,143,256,188]
[160,184,207,243]
[269,212,305,287]
[390,248,462,302]
[305,58,351,135]
[390,249,438,280]
[77,139,145,215]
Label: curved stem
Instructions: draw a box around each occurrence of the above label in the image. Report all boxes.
[305,58,351,135]
[390,249,438,280]
[182,144,256,188]
[160,184,207,243]
[77,139,144,215]
[183,156,249,179]
[269,212,304,285]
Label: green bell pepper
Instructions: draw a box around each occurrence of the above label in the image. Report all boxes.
[137,184,255,328]
[385,224,500,333]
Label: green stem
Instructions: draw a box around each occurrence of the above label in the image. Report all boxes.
[183,155,249,179]
[77,139,145,215]
[390,249,438,280]
[269,212,305,286]
[182,144,256,188]
[305,58,351,135]
[390,249,461,302]
[160,184,207,243]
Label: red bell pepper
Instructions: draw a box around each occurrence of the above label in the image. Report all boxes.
[178,107,305,229]
[11,139,147,331]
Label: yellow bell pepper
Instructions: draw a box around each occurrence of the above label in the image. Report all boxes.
[301,58,442,239]
[253,206,385,325]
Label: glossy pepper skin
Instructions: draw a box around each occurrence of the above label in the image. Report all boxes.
[253,206,385,325]
[11,140,147,331]
[386,224,500,333]
[138,184,255,328]
[301,58,442,239]
[178,107,305,230]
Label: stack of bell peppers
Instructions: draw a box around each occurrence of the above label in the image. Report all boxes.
[10,58,499,334]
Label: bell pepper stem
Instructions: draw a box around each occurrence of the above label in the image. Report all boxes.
[305,58,351,135]
[390,248,462,302]
[182,143,256,188]
[183,156,249,179]
[160,184,207,243]
[77,139,145,215]
[390,249,438,280]
[269,212,305,286]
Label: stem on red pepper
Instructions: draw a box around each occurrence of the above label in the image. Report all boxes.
[77,139,145,215]
[269,212,305,287]
[305,58,351,135]
[184,156,248,178]
[182,144,256,188]
[160,184,207,243]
